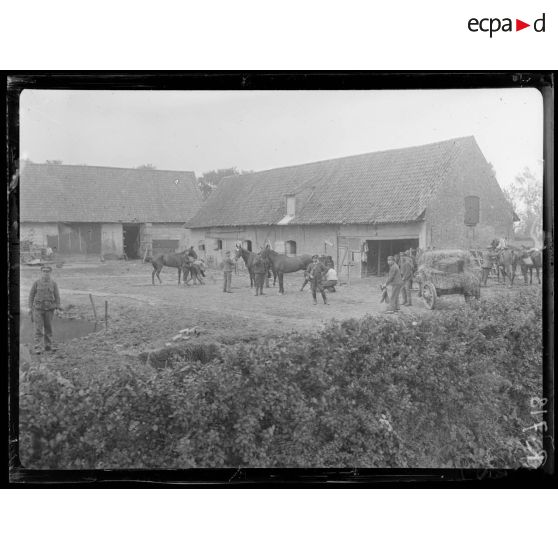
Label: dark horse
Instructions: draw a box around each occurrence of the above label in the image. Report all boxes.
[516,247,542,285]
[261,246,313,294]
[235,244,258,287]
[149,247,197,285]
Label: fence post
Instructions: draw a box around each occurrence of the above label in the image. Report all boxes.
[89,293,98,324]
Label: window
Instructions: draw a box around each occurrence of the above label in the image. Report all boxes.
[285,240,297,255]
[464,196,480,225]
[286,195,296,216]
[243,240,252,251]
[216,239,223,250]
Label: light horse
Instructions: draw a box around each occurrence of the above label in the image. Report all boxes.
[149,247,197,285]
[516,247,543,285]
[490,239,517,287]
[261,246,313,294]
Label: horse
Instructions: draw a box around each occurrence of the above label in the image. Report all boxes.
[516,247,542,285]
[496,248,517,287]
[260,246,313,294]
[234,244,258,288]
[149,247,197,285]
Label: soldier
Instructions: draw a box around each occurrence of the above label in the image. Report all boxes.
[399,253,414,306]
[383,256,403,313]
[28,265,61,353]
[307,255,328,305]
[252,254,267,296]
[481,247,496,287]
[222,250,235,293]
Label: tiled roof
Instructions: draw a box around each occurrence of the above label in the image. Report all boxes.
[187,137,475,228]
[20,163,202,223]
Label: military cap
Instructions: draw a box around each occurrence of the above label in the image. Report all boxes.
[41,265,53,271]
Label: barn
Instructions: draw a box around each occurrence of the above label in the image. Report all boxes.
[19,162,203,259]
[186,136,516,278]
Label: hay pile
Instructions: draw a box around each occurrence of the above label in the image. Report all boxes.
[417,250,481,292]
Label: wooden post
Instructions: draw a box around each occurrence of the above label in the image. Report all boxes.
[89,293,98,323]
[104,300,108,330]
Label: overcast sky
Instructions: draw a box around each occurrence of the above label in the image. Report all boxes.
[20,88,543,188]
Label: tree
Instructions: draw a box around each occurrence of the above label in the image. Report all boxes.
[136,164,157,170]
[502,166,543,246]
[197,167,252,200]
[46,160,63,165]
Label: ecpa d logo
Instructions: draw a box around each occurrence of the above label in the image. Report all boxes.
[468,13,545,37]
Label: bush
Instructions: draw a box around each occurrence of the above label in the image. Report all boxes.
[19,289,542,468]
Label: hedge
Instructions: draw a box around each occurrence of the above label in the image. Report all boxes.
[19,288,542,468]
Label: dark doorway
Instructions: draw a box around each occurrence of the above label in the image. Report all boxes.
[364,238,419,276]
[123,224,141,259]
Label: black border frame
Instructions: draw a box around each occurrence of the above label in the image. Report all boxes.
[5,71,555,487]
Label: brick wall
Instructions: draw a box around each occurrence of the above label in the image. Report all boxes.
[425,140,514,250]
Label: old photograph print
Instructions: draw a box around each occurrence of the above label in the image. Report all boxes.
[13,86,546,471]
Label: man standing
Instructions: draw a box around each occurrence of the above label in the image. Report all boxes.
[222,250,235,293]
[384,256,402,313]
[481,247,496,287]
[399,253,414,306]
[252,254,267,296]
[307,255,328,305]
[28,265,61,353]
[321,265,338,293]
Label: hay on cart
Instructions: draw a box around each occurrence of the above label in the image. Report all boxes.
[416,249,481,293]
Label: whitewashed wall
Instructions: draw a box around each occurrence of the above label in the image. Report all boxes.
[101,223,123,254]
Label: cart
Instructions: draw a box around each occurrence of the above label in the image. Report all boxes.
[415,250,481,310]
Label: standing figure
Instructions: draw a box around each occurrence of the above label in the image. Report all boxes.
[481,247,496,286]
[222,250,235,293]
[252,254,267,296]
[28,265,61,353]
[399,254,414,306]
[307,255,328,305]
[383,256,402,313]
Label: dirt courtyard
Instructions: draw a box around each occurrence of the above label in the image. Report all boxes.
[18,257,519,358]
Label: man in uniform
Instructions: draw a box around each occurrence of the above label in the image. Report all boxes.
[28,265,61,353]
[222,250,235,293]
[481,247,496,287]
[307,255,328,305]
[384,256,403,313]
[252,253,267,296]
[399,252,414,306]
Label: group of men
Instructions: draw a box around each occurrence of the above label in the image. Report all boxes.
[382,252,414,313]
[222,249,270,296]
[302,255,338,305]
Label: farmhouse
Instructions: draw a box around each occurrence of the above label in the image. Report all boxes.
[20,162,203,259]
[186,136,516,277]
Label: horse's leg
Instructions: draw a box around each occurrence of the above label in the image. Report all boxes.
[178,267,181,286]
[279,273,284,294]
[152,268,156,285]
[537,266,541,284]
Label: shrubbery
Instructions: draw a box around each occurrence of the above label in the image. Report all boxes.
[19,289,542,468]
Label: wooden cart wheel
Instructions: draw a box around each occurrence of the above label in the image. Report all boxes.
[421,282,437,309]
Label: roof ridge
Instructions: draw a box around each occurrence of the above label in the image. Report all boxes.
[221,135,476,183]
[23,162,196,175]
